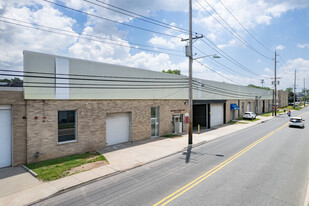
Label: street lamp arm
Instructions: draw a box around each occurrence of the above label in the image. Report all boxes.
[193,54,220,60]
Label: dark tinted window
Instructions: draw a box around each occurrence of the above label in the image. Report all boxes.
[58,110,76,143]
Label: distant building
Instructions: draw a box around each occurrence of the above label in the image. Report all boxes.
[278,90,288,107]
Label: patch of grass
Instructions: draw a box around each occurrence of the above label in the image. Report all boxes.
[259,112,271,117]
[237,122,249,124]
[227,120,238,124]
[285,106,302,110]
[162,134,181,138]
[26,152,107,181]
[242,118,260,122]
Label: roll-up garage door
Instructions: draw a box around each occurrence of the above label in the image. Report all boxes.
[210,103,224,127]
[106,113,130,146]
[0,106,12,168]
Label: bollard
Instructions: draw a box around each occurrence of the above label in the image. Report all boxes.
[198,124,200,134]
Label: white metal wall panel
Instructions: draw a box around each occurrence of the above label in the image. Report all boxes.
[23,51,273,100]
[106,113,130,146]
[210,103,224,127]
[56,57,70,99]
[0,106,12,168]
[247,102,251,112]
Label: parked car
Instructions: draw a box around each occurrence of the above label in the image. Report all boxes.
[289,117,305,128]
[243,112,256,120]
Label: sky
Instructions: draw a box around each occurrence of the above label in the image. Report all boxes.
[0,0,309,91]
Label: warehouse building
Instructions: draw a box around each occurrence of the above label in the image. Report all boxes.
[0,51,274,167]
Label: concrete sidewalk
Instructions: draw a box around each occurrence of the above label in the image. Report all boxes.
[0,115,275,206]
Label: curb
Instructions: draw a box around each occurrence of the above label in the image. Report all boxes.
[304,175,309,206]
[29,116,275,205]
[21,165,38,178]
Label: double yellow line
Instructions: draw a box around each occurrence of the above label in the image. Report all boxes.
[153,122,289,206]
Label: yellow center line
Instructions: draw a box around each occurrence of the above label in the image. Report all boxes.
[153,120,291,206]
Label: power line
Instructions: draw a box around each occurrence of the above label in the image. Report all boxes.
[0,16,183,54]
[42,0,182,39]
[196,0,272,61]
[0,73,189,84]
[84,0,192,35]
[0,19,184,58]
[217,0,273,53]
[193,46,252,78]
[0,69,188,81]
[194,59,238,84]
[201,38,259,76]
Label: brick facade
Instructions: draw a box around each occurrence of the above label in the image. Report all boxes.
[26,99,189,163]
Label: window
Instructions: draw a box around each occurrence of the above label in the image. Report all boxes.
[58,110,76,143]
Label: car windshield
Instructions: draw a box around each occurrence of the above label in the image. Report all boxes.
[245,113,251,115]
[291,118,301,122]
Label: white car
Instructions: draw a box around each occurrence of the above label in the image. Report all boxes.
[243,112,256,120]
[289,117,305,128]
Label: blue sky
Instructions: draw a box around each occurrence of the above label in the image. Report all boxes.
[0,0,309,91]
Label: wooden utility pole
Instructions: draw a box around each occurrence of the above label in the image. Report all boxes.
[294,70,296,109]
[274,51,277,116]
[188,0,193,145]
[304,77,306,107]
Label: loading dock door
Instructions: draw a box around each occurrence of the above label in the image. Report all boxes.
[193,104,207,127]
[210,103,224,127]
[0,106,12,168]
[106,113,130,146]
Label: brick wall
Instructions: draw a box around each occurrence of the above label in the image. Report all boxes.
[0,91,27,166]
[26,99,188,163]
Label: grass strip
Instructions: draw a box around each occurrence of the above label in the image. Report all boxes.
[26,152,107,181]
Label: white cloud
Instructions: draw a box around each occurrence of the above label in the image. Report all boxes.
[277,58,309,90]
[264,68,272,73]
[297,43,309,49]
[148,34,186,50]
[217,39,236,49]
[0,1,77,64]
[276,45,285,50]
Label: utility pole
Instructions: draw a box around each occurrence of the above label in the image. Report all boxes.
[261,79,264,87]
[188,0,193,145]
[304,77,306,107]
[294,70,296,109]
[274,51,277,116]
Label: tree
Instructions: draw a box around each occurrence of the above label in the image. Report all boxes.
[285,87,293,93]
[285,87,295,103]
[248,84,270,90]
[162,69,181,75]
[0,77,23,87]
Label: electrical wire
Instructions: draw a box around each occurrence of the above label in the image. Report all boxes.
[201,38,259,76]
[197,0,272,61]
[217,0,273,53]
[84,0,192,35]
[0,73,189,84]
[0,69,188,81]
[194,59,238,84]
[42,0,182,39]
[0,19,184,57]
[0,16,183,54]
[193,46,252,78]
[0,69,267,97]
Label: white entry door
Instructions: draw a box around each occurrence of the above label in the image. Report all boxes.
[106,113,130,146]
[210,103,224,127]
[0,106,12,168]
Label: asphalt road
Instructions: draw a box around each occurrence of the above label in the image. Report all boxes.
[34,108,309,206]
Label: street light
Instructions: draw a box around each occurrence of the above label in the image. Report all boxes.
[187,53,220,146]
[193,54,220,60]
